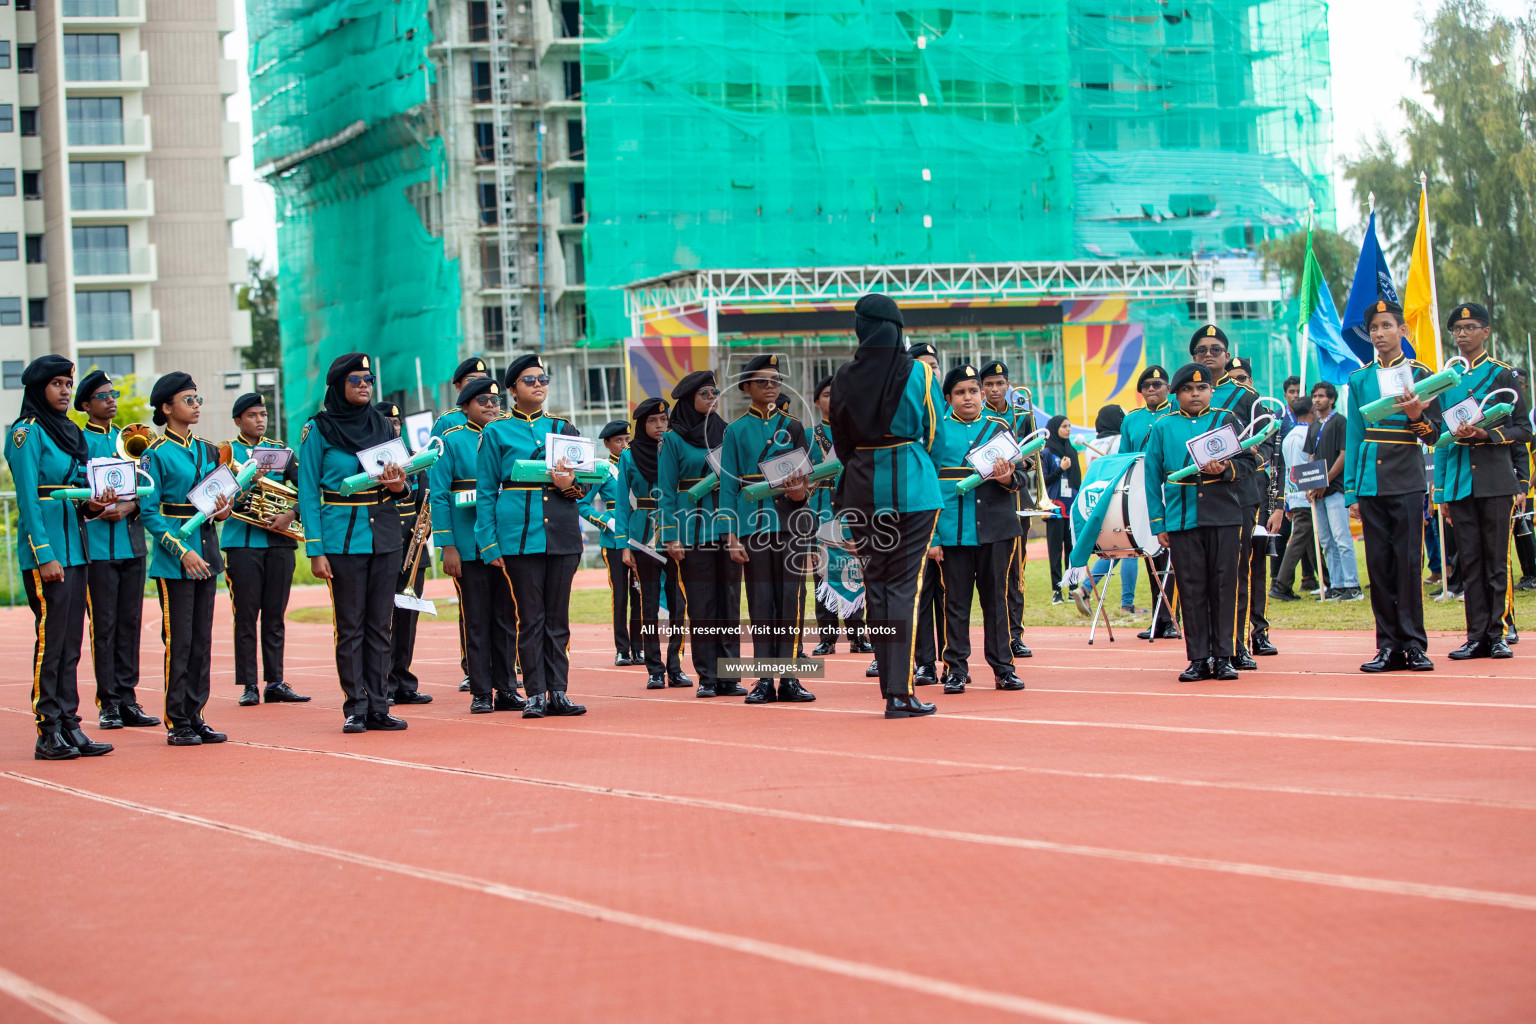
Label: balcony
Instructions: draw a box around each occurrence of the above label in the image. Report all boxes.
[76,309,160,347]
[65,52,150,94]
[70,181,154,220]
[60,0,146,27]
[73,244,157,283]
[66,116,151,154]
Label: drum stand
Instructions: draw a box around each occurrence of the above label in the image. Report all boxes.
[1143,558,1178,643]
[1085,566,1116,645]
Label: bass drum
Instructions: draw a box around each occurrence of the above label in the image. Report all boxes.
[1095,456,1162,557]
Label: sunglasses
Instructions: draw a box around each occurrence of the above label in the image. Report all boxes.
[179,395,204,407]
[469,395,500,407]
[346,374,376,386]
[519,374,551,386]
[1192,345,1226,356]
[696,387,720,398]
[90,389,122,401]
[1450,323,1485,334]
[748,377,783,388]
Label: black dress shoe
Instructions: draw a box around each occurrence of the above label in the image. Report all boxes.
[366,712,408,730]
[35,729,81,760]
[264,682,311,703]
[913,664,938,687]
[1490,639,1514,659]
[98,704,123,730]
[1447,640,1490,660]
[1209,658,1240,681]
[167,725,204,745]
[884,695,937,719]
[744,680,776,704]
[494,689,527,712]
[195,723,227,743]
[469,694,494,714]
[1139,623,1183,641]
[695,684,717,699]
[778,680,816,703]
[1178,661,1210,682]
[667,669,692,688]
[1250,631,1278,656]
[1268,586,1299,602]
[645,673,666,690]
[1360,648,1404,673]
[1403,646,1434,671]
[342,715,368,734]
[715,682,749,697]
[850,637,874,654]
[995,671,1025,691]
[1505,624,1520,645]
[864,660,880,678]
[393,690,433,705]
[238,685,259,707]
[614,652,628,666]
[942,674,967,694]
[1010,638,1032,658]
[118,703,160,728]
[811,641,836,656]
[64,727,114,756]
[1231,647,1258,672]
[522,693,548,718]
[547,692,587,716]
[458,677,471,692]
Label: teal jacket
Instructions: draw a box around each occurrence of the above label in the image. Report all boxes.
[431,408,467,439]
[1432,353,1531,503]
[82,421,146,561]
[1143,408,1256,533]
[578,452,625,549]
[474,409,587,560]
[140,429,228,579]
[834,360,944,515]
[657,432,728,546]
[612,447,666,550]
[1120,400,1171,454]
[220,435,299,550]
[720,406,822,537]
[932,410,1024,547]
[1343,354,1441,504]
[808,418,838,525]
[5,418,90,570]
[296,421,407,557]
[428,421,484,562]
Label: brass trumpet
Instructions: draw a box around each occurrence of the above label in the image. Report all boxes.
[397,500,432,605]
[116,422,156,462]
[1010,386,1058,518]
[216,440,305,542]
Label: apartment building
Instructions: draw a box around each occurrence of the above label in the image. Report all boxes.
[0,0,250,427]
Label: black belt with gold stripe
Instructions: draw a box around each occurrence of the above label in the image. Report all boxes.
[37,484,74,496]
[635,498,658,509]
[937,467,973,481]
[322,488,388,506]
[450,480,476,493]
[160,502,197,518]
[1363,428,1418,444]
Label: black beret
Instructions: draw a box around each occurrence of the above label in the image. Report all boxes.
[737,353,781,388]
[813,374,834,401]
[325,352,371,385]
[632,396,668,423]
[854,292,903,326]
[74,369,112,411]
[1188,325,1229,353]
[505,353,543,387]
[376,401,401,418]
[1169,363,1212,392]
[907,342,937,359]
[775,394,791,410]
[150,371,196,426]
[978,360,1009,380]
[452,356,489,385]
[1137,365,1168,389]
[1226,357,1253,375]
[943,363,980,396]
[671,370,716,400]
[231,392,264,418]
[1365,298,1404,320]
[456,377,499,406]
[22,354,74,389]
[1447,302,1489,328]
[599,419,629,441]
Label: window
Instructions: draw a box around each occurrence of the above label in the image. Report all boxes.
[563,61,581,100]
[24,234,43,263]
[69,160,126,209]
[27,298,45,326]
[566,118,583,160]
[63,34,120,82]
[481,305,504,350]
[22,171,40,199]
[0,106,11,133]
[63,0,121,14]
[479,240,500,287]
[0,233,17,261]
[569,180,584,223]
[15,0,29,10]
[2,361,21,389]
[17,44,32,72]
[0,169,14,197]
[66,97,122,146]
[477,182,497,225]
[471,61,491,102]
[86,353,134,377]
[583,366,623,409]
[18,108,34,135]
[0,41,11,70]
[76,290,132,340]
[0,297,21,325]
[573,301,587,339]
[475,122,494,163]
[71,225,129,275]
[468,1,488,41]
[560,1,580,37]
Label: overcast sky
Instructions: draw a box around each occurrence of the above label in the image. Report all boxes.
[223,0,1533,270]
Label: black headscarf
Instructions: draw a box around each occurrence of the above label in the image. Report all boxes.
[1045,415,1081,491]
[1094,404,1125,438]
[150,371,196,428]
[17,355,87,462]
[312,353,394,454]
[668,371,727,452]
[630,396,668,485]
[830,293,912,462]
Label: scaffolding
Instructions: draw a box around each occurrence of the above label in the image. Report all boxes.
[487,0,543,350]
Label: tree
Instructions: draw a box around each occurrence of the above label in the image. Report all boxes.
[1344,0,1536,364]
[1259,227,1358,311]
[240,256,281,371]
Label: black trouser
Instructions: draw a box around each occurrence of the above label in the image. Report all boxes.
[327,550,401,719]
[634,548,685,676]
[1045,516,1069,592]
[1166,525,1241,662]
[224,546,293,691]
[601,548,641,657]
[814,545,866,645]
[940,540,1012,681]
[742,532,809,672]
[1006,534,1027,641]
[1274,507,1315,592]
[1358,492,1429,652]
[1446,495,1514,643]
[913,551,945,670]
[1515,521,1536,579]
[86,556,144,709]
[850,510,939,698]
[155,576,217,731]
[1143,549,1179,631]
[1441,515,1463,592]
[454,559,515,697]
[1235,508,1269,639]
[388,554,426,697]
[676,542,741,687]
[25,565,87,734]
[502,553,579,696]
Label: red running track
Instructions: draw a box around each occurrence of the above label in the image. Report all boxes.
[0,582,1533,1023]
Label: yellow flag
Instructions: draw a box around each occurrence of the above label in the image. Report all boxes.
[1402,184,1440,372]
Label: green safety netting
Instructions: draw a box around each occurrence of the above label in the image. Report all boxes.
[248,0,461,438]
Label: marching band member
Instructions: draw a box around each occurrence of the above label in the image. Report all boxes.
[1144,363,1257,682]
[1224,356,1280,659]
[720,354,817,705]
[76,370,158,729]
[1121,366,1181,641]
[931,364,1025,694]
[7,355,114,758]
[141,372,234,745]
[659,371,747,699]
[221,392,309,707]
[475,355,587,718]
[909,342,945,686]
[1344,300,1443,672]
[582,420,642,666]
[614,397,690,689]
[1436,303,1530,659]
[830,294,945,719]
[980,360,1035,659]
[431,357,493,440]
[431,376,524,712]
[297,354,411,732]
[808,375,870,656]
[378,401,434,706]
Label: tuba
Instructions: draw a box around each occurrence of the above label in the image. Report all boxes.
[217,440,305,542]
[116,423,156,462]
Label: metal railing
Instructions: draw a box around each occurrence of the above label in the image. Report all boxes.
[74,245,153,278]
[0,493,20,606]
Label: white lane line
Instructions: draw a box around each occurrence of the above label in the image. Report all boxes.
[0,773,1147,1024]
[1016,687,1536,711]
[203,742,1536,913]
[0,966,119,1024]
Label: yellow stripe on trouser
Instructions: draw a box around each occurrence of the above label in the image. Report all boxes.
[31,569,46,734]
[1231,526,1243,656]
[1507,523,1518,624]
[454,575,468,664]
[226,567,238,689]
[157,579,173,730]
[902,511,942,697]
[84,577,99,710]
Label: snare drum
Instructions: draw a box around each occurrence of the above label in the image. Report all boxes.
[1091,456,1162,558]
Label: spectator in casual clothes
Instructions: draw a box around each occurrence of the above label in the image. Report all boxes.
[1271,398,1319,600]
[1306,382,1362,601]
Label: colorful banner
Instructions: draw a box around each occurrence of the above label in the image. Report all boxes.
[1062,323,1146,425]
[624,335,712,412]
[1068,453,1142,571]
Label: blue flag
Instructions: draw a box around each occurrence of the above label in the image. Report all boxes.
[1068,453,1142,570]
[1341,210,1417,362]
